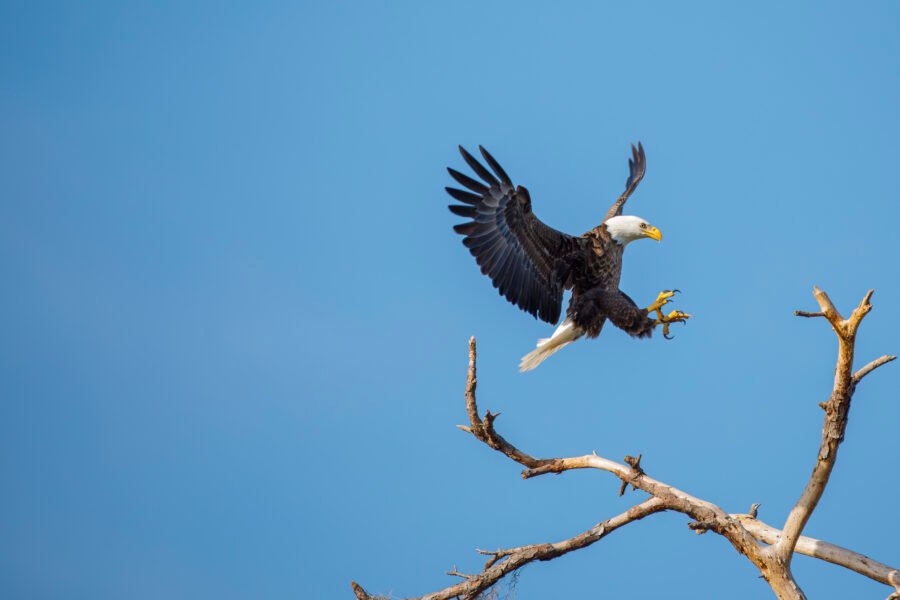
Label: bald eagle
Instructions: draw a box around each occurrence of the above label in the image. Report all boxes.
[447,143,690,371]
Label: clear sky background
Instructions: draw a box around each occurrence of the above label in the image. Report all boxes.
[2,2,899,599]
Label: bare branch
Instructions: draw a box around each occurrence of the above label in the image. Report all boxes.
[778,288,890,566]
[352,498,667,600]
[748,503,761,519]
[351,582,382,600]
[811,285,844,324]
[688,519,717,534]
[735,515,900,594]
[446,567,475,580]
[849,289,876,328]
[356,293,895,599]
[618,454,643,496]
[455,340,767,573]
[459,337,554,470]
[853,355,897,384]
[464,337,479,433]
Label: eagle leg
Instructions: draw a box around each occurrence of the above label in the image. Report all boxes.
[645,289,680,319]
[655,310,691,339]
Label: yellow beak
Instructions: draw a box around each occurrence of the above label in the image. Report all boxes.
[644,226,663,242]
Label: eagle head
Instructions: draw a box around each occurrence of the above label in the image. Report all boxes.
[605,215,662,245]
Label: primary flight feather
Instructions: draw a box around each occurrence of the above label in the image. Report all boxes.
[446,143,690,371]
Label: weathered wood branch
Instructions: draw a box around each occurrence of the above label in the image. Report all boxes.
[853,354,896,385]
[352,288,895,600]
[776,289,884,566]
[734,512,900,591]
[458,337,768,563]
[455,337,554,470]
[352,497,667,600]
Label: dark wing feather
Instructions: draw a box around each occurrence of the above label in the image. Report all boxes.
[447,146,584,324]
[448,204,476,218]
[445,187,481,205]
[458,146,498,185]
[478,146,512,185]
[447,168,489,195]
[603,142,646,222]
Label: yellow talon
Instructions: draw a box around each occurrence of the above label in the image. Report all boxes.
[656,310,691,339]
[646,290,691,338]
[645,289,678,317]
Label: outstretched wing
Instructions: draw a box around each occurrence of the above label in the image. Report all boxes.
[447,146,583,324]
[602,142,646,222]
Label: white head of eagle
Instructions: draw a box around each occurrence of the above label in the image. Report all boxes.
[446,141,690,371]
[604,215,663,246]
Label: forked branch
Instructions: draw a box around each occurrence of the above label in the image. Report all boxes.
[735,513,900,590]
[777,288,895,566]
[352,288,896,600]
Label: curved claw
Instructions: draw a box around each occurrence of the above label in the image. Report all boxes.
[657,308,691,340]
[672,289,681,294]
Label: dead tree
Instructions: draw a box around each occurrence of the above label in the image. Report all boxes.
[351,287,898,600]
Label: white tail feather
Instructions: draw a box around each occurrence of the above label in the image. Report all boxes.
[519,319,583,372]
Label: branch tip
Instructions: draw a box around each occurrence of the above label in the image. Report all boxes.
[863,289,875,305]
[624,454,643,471]
[350,581,372,600]
[447,567,474,580]
[853,355,896,384]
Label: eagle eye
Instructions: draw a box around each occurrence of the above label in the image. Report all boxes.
[639,223,647,229]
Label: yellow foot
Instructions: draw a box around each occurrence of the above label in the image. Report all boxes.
[655,309,691,339]
[645,289,679,317]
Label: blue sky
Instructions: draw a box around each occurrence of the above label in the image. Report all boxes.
[2,2,899,598]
